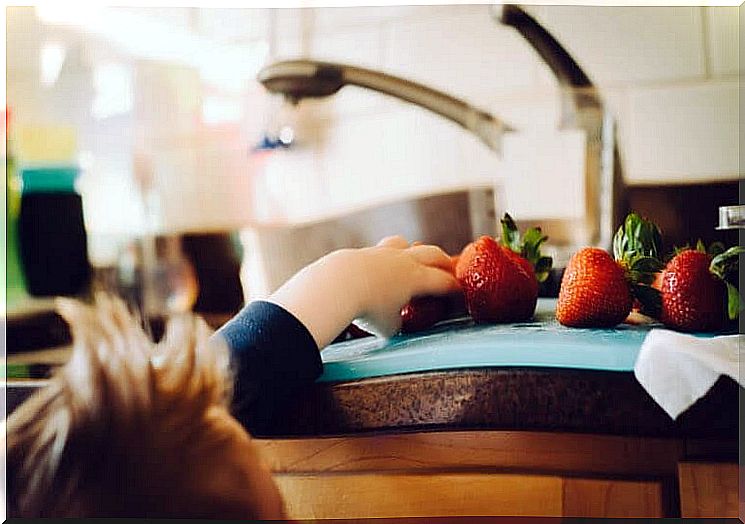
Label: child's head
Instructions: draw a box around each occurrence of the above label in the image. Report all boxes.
[4,297,285,518]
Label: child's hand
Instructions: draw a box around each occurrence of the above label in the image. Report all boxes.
[267,236,460,348]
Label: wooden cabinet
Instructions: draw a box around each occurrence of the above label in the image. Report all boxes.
[255,431,681,519]
[678,462,740,518]
[562,478,663,517]
[275,472,564,518]
[273,472,664,519]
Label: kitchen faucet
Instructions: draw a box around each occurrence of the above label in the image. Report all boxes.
[257,61,514,154]
[257,5,625,258]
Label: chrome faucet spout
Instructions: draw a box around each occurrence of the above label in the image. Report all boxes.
[257,60,513,154]
[496,4,626,251]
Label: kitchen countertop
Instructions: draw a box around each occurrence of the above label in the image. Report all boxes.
[6,302,741,443]
[240,300,740,440]
[241,367,739,440]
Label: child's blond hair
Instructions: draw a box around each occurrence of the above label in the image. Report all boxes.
[3,296,265,517]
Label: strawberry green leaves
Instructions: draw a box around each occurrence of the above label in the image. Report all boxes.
[627,256,665,285]
[533,256,553,283]
[500,213,521,253]
[613,212,665,315]
[613,212,663,264]
[499,213,553,283]
[710,246,744,321]
[710,245,744,280]
[725,283,740,321]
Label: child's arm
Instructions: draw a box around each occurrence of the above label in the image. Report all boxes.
[267,235,459,346]
[215,236,459,424]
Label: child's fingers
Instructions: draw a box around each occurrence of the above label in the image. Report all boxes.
[408,244,454,271]
[414,267,461,296]
[354,313,401,339]
[377,235,409,249]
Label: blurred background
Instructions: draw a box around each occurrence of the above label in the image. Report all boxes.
[4,3,740,333]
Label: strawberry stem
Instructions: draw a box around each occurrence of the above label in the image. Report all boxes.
[500,213,522,253]
[499,213,553,283]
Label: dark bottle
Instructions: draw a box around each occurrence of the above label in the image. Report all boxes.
[17,166,90,297]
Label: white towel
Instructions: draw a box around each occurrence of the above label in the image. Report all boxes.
[633,329,743,419]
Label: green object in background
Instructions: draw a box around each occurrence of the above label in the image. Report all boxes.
[20,166,78,193]
[3,363,54,379]
[6,144,28,308]
[4,363,31,379]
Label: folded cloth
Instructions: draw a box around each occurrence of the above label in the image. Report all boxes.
[633,328,743,419]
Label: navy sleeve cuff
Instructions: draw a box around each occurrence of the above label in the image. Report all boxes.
[215,301,322,416]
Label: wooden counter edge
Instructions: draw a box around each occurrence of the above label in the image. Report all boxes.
[254,430,685,478]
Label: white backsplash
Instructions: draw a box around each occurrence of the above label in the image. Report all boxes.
[253,4,740,224]
[502,128,587,221]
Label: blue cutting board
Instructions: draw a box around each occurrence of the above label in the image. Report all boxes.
[318,298,655,383]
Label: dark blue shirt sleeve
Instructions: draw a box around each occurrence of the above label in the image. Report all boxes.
[214,301,322,425]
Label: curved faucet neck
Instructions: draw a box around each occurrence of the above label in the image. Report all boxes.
[258,60,513,154]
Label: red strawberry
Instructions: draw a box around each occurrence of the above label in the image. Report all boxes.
[400,296,449,333]
[456,235,538,323]
[557,247,633,327]
[502,247,535,279]
[398,251,462,334]
[558,213,664,328]
[659,249,728,332]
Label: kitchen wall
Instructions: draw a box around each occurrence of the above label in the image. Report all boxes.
[257,4,740,223]
[6,4,740,265]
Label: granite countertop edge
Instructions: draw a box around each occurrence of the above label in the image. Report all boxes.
[242,366,741,440]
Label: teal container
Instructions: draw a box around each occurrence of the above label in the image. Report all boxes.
[21,166,78,193]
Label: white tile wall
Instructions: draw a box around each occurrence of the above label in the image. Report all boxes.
[232,4,741,224]
[530,6,707,87]
[115,7,193,31]
[311,5,458,32]
[382,5,553,106]
[196,8,270,43]
[502,127,587,220]
[310,26,383,69]
[272,9,310,58]
[706,7,739,76]
[623,79,739,184]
